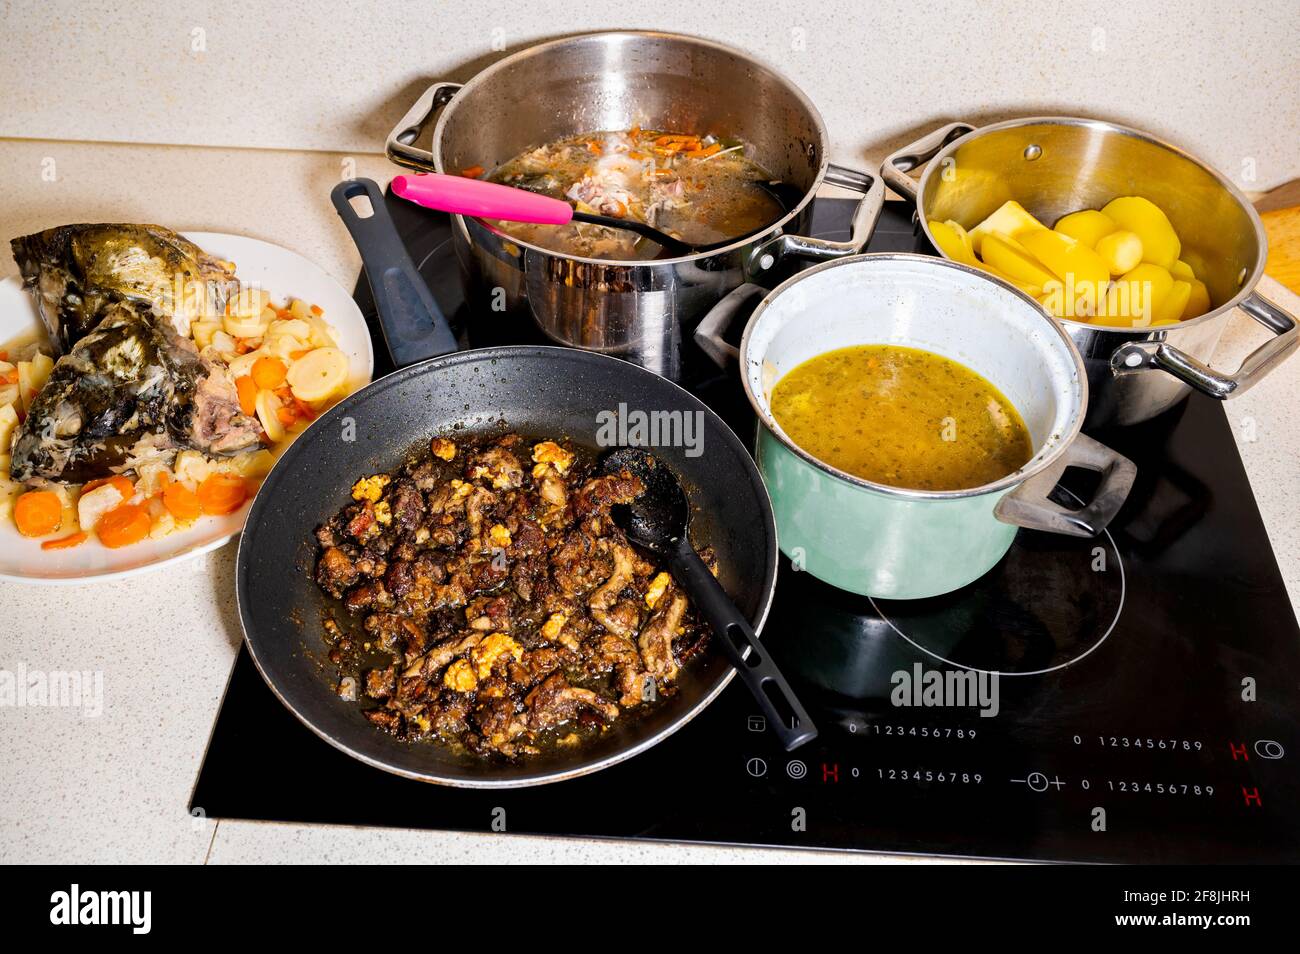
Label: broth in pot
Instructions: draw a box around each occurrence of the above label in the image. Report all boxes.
[485,128,788,260]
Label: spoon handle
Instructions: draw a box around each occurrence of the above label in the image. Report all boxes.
[391,172,575,225]
[669,542,818,751]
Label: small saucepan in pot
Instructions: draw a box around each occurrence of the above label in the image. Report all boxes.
[883,117,1298,427]
[696,254,1136,599]
[385,31,884,381]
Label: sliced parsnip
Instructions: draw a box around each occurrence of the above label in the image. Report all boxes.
[0,403,19,452]
[287,347,348,402]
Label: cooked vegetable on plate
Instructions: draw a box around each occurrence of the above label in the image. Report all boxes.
[1,223,355,551]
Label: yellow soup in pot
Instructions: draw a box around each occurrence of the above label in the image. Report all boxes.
[769,344,1034,492]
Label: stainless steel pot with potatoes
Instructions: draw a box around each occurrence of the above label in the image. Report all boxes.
[883,117,1298,426]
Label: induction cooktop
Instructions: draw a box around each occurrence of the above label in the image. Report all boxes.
[190,192,1300,863]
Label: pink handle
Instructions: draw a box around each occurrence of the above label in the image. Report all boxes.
[391,173,574,225]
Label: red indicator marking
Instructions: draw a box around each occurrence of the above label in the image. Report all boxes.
[822,763,840,783]
[1229,742,1250,761]
[1242,787,1262,807]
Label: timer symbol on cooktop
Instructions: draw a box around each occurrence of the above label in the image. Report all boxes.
[1014,772,1066,792]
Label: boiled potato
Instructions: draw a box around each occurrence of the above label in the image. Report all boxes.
[1099,263,1174,326]
[1100,196,1180,270]
[1152,280,1192,324]
[970,201,1045,255]
[0,403,18,451]
[1054,209,1116,248]
[191,319,221,351]
[1171,259,1196,281]
[1096,231,1144,275]
[1016,229,1110,288]
[255,389,285,443]
[287,347,348,402]
[981,232,1057,288]
[973,260,1044,297]
[1182,279,1212,320]
[227,287,270,320]
[928,220,977,265]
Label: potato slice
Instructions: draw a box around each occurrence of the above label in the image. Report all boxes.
[1016,229,1110,287]
[1182,279,1212,320]
[255,389,286,443]
[1100,263,1174,325]
[1100,196,1181,270]
[972,260,1044,297]
[970,201,1046,255]
[928,220,977,265]
[191,319,222,351]
[1171,259,1196,281]
[1151,280,1192,325]
[980,233,1057,288]
[287,347,348,402]
[1096,231,1144,275]
[0,403,19,452]
[1054,209,1116,248]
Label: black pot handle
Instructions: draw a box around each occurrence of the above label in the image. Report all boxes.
[668,538,817,752]
[331,177,460,368]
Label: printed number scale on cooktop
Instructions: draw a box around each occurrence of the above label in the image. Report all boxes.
[190,196,1300,863]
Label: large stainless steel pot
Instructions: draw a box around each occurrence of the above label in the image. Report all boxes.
[386,31,883,381]
[883,117,1298,426]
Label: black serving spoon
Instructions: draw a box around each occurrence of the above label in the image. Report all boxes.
[602,448,817,751]
[391,172,762,256]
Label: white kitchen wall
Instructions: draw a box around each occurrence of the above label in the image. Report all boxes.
[1,0,1297,189]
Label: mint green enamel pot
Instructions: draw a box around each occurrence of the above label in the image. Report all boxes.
[710,253,1136,600]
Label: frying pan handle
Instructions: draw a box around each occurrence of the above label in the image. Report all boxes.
[331,178,460,367]
[669,541,817,752]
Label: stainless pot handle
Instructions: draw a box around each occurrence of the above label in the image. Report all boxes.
[693,283,767,368]
[881,121,977,201]
[995,434,1136,538]
[749,164,884,275]
[385,81,464,172]
[1111,291,1299,399]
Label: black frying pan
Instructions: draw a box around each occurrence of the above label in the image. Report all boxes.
[235,178,784,786]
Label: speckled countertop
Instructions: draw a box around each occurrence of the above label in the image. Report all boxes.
[0,138,1297,864]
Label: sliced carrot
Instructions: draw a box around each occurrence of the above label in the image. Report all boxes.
[275,405,297,426]
[235,375,258,415]
[1,369,17,385]
[14,490,62,537]
[96,502,151,548]
[197,473,248,515]
[292,398,317,421]
[162,482,202,522]
[460,165,485,179]
[82,475,135,500]
[251,356,287,390]
[309,304,323,316]
[0,349,8,361]
[289,348,313,360]
[42,531,88,550]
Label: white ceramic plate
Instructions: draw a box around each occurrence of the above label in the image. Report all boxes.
[0,231,373,584]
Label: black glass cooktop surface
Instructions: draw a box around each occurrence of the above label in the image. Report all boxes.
[191,195,1300,863]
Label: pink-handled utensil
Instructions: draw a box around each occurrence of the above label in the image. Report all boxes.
[390,172,703,254]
